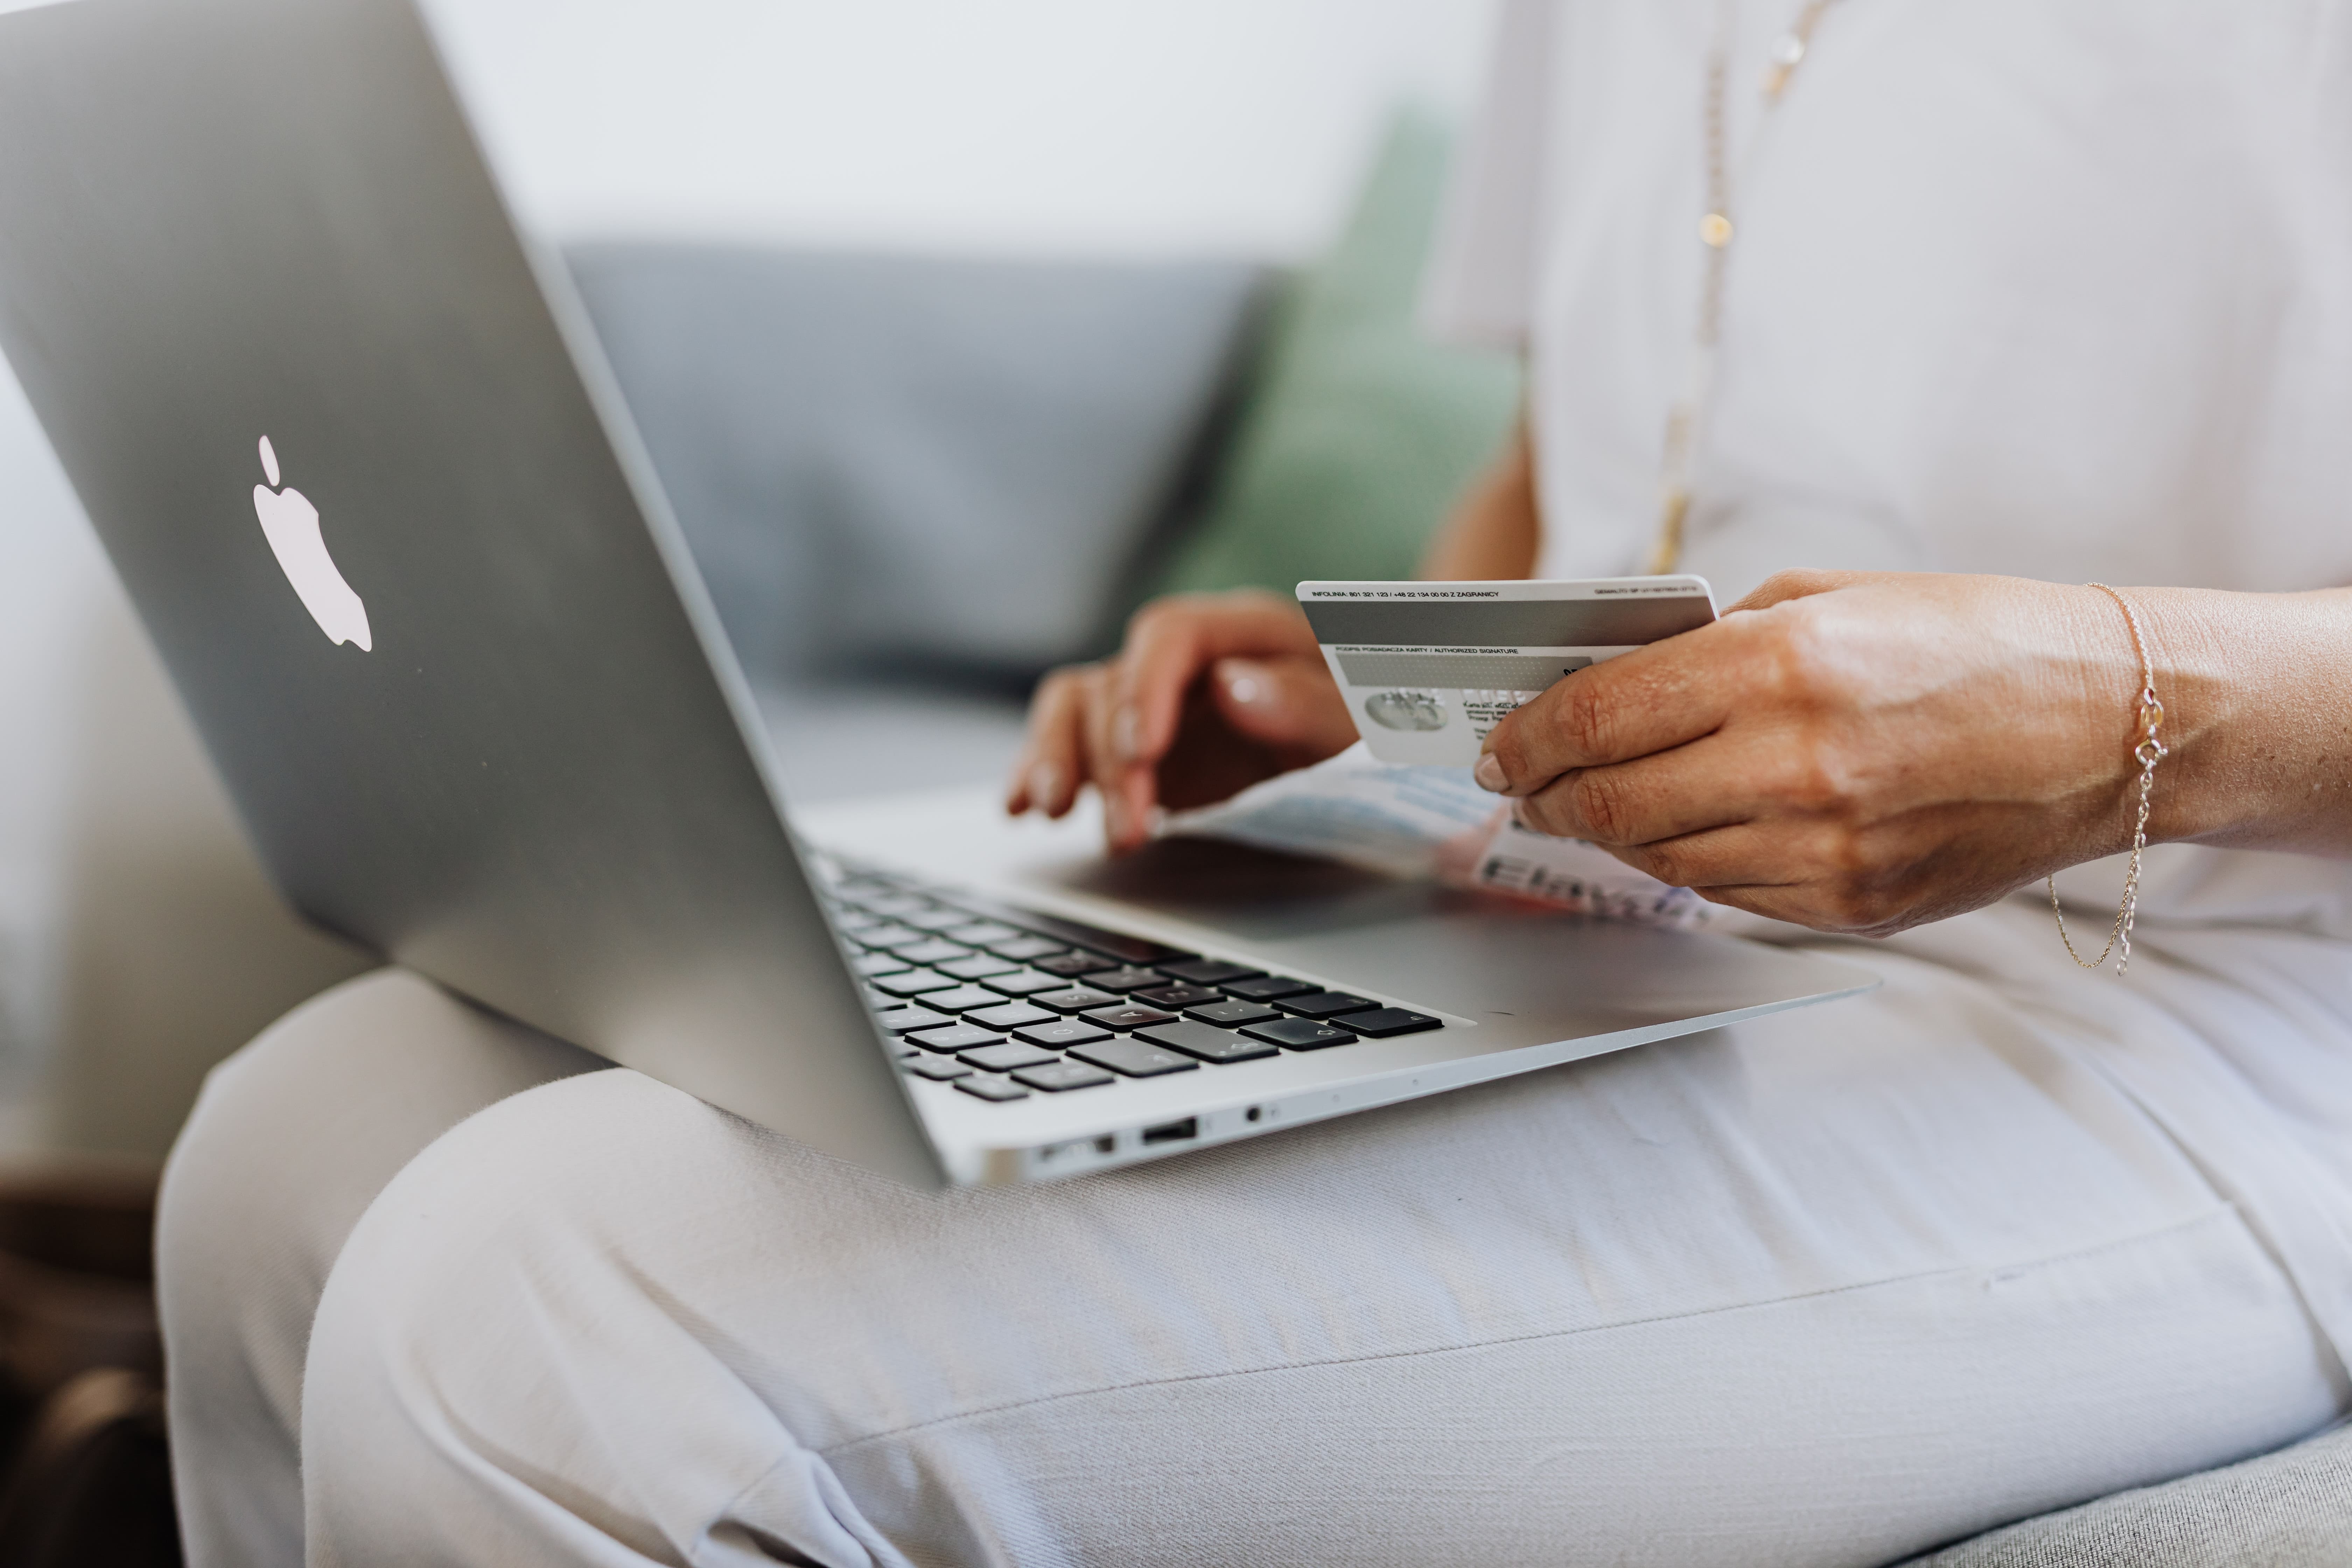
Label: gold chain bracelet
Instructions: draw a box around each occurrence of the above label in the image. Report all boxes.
[2049,583,2167,975]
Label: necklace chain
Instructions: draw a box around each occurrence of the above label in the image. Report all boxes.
[1651,0,1846,575]
[1655,13,2163,975]
[2049,584,2168,975]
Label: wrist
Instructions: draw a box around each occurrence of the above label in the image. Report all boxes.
[2124,585,2308,848]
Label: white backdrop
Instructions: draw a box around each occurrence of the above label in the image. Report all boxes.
[428,0,1495,259]
[0,0,1498,1070]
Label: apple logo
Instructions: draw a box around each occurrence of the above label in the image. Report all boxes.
[252,434,370,650]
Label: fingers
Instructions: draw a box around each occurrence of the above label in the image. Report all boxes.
[1583,818,1941,937]
[1108,591,1321,772]
[1086,663,1157,852]
[1208,656,1359,755]
[1577,820,1799,890]
[1477,629,1739,797]
[1002,662,1158,849]
[1004,665,1096,818]
[1507,740,1751,847]
[1009,590,1328,851]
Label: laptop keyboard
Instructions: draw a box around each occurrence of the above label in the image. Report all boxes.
[820,871,1442,1105]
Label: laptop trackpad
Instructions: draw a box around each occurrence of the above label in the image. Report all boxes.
[1022,835,1858,1042]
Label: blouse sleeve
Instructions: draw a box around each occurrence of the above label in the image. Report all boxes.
[1419,0,1556,348]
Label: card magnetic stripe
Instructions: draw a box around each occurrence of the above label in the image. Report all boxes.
[1336,651,1594,689]
[1298,596,1714,647]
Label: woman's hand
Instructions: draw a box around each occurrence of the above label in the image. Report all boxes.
[1473,570,2161,935]
[1006,589,1357,853]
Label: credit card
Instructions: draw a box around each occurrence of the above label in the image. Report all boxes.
[1296,576,1717,765]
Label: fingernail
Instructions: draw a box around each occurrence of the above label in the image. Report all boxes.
[1103,791,1129,842]
[1474,753,1507,792]
[1111,706,1140,761]
[1223,664,1265,706]
[1028,761,1061,811]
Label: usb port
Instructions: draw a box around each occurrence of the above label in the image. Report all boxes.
[1141,1118,1198,1146]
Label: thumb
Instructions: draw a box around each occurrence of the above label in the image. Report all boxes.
[1728,567,1874,614]
[1209,656,1357,754]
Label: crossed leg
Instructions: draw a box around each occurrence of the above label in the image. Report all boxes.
[257,908,2347,1567]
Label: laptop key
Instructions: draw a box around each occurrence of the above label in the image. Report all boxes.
[921,985,1011,1014]
[1080,965,1167,994]
[1080,1003,1177,1031]
[1013,1060,1116,1093]
[1034,951,1116,978]
[905,1057,972,1082]
[1275,990,1380,1020]
[967,1001,1056,1031]
[903,907,979,932]
[1184,999,1279,1028]
[1134,1021,1279,1064]
[934,894,1191,966]
[936,952,1020,980]
[1069,1038,1199,1079]
[907,1024,1004,1054]
[955,1076,1030,1103]
[1031,986,1119,1015]
[977,969,1067,997]
[1221,975,1318,1002]
[862,925,937,952]
[1011,1020,1113,1050]
[985,934,1066,962]
[1342,1007,1444,1038]
[895,939,973,966]
[859,894,931,918]
[870,968,958,997]
[961,1042,1061,1073]
[1131,983,1222,1010]
[1240,1017,1357,1051]
[942,920,1022,946]
[1155,958,1264,987]
[874,1004,953,1034]
[852,952,913,977]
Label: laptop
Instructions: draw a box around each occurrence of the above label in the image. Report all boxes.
[0,0,1875,1187]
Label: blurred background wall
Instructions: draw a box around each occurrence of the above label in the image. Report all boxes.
[432,0,1495,261]
[0,0,1501,1157]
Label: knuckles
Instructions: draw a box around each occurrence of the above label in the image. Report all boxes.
[1488,663,1629,791]
[1562,768,1637,843]
[1732,595,1873,723]
[1618,838,1693,888]
[1513,768,1639,844]
[1555,674,1622,764]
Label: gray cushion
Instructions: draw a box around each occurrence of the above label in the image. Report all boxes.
[565,244,1268,683]
[1900,1421,2352,1567]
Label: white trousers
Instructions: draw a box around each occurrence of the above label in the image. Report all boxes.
[158,899,2352,1568]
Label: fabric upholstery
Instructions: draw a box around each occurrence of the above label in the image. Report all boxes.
[1903,1420,2352,1567]
[566,244,1267,683]
[1150,111,1522,598]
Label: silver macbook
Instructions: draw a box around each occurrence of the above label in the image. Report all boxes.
[0,0,1874,1187]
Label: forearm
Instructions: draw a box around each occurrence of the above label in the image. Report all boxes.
[1418,417,1538,580]
[2137,586,2352,855]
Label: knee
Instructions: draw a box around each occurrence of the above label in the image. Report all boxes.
[157,970,607,1463]
[299,1071,824,1562]
[159,968,601,1311]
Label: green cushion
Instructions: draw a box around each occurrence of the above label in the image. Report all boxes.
[1148,110,1523,598]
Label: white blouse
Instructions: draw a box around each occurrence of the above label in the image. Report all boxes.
[1426,0,2352,939]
